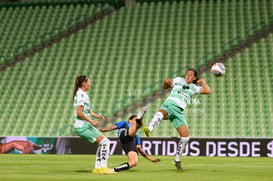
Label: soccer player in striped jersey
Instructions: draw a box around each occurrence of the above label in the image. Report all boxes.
[73,75,116,175]
[100,107,160,172]
[143,68,211,171]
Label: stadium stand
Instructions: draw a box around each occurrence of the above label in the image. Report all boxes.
[0,0,272,138]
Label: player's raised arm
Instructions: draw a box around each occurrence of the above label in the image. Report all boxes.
[163,78,173,89]
[197,78,211,94]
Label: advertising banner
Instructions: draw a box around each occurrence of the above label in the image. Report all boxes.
[1,136,273,157]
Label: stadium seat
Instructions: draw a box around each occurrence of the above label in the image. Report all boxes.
[0,0,272,137]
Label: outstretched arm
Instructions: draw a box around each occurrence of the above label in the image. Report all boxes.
[99,125,117,132]
[197,79,211,94]
[136,145,160,162]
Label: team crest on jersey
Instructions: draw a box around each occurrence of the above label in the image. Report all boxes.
[183,85,189,89]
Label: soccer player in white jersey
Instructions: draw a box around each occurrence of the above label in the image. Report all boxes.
[73,75,116,175]
[143,68,211,171]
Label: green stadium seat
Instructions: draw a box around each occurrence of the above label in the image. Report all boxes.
[0,0,272,137]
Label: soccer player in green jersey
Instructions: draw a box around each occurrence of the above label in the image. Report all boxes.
[143,68,211,171]
[73,75,116,175]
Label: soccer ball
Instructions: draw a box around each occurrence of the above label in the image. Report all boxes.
[211,63,226,76]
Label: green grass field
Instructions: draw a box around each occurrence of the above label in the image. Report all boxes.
[0,155,272,181]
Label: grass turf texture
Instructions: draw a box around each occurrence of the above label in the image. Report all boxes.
[0,155,272,181]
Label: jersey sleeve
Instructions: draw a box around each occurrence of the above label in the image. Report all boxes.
[194,84,202,94]
[76,92,86,107]
[115,121,130,129]
[135,134,141,145]
[172,77,181,86]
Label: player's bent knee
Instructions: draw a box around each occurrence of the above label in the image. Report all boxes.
[128,151,138,167]
[128,160,137,168]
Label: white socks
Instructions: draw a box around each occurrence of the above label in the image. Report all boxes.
[175,137,190,162]
[95,145,101,168]
[113,162,130,172]
[95,137,110,168]
[148,111,164,132]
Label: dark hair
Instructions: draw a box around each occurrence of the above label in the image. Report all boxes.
[72,75,88,103]
[128,115,137,121]
[186,68,199,85]
[128,114,143,125]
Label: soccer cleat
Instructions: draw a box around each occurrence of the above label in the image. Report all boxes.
[99,167,117,175]
[92,168,101,174]
[173,160,184,172]
[137,106,148,120]
[143,126,151,137]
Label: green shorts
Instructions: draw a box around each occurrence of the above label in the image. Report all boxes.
[160,99,188,128]
[74,122,101,143]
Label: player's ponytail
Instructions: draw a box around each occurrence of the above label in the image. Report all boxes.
[72,75,88,104]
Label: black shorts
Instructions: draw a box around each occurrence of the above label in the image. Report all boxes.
[119,129,137,154]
